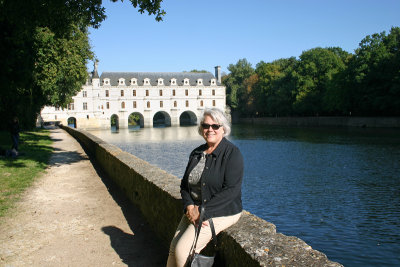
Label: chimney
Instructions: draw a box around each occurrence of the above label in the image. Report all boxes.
[92,60,99,79]
[215,66,221,84]
[92,60,100,88]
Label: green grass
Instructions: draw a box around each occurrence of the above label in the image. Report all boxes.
[0,129,53,218]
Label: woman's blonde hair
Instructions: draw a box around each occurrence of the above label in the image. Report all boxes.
[197,108,231,136]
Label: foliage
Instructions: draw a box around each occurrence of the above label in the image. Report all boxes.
[128,113,141,125]
[187,70,210,73]
[223,59,255,112]
[293,47,347,115]
[0,0,165,130]
[111,114,119,126]
[0,129,53,217]
[223,27,400,117]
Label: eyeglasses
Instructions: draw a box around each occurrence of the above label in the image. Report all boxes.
[201,123,222,130]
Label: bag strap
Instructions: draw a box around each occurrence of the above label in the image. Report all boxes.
[188,206,217,258]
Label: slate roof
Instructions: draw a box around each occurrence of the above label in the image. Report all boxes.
[98,72,220,86]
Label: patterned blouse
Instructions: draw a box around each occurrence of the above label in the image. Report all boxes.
[188,152,207,202]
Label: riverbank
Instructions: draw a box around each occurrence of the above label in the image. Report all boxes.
[236,116,400,128]
[0,128,167,266]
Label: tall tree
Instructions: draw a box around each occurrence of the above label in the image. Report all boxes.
[0,0,165,129]
[292,47,347,115]
[342,27,400,115]
[223,58,255,113]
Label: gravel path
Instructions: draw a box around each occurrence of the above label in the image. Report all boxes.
[0,128,168,266]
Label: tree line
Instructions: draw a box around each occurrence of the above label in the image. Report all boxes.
[223,27,400,117]
[0,0,165,130]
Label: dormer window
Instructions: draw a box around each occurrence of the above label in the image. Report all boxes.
[183,78,189,85]
[130,78,137,85]
[144,78,150,85]
[170,78,177,85]
[158,78,164,86]
[118,78,125,86]
[103,78,110,85]
[210,79,216,85]
[197,79,203,85]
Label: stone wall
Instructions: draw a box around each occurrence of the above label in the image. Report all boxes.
[237,116,400,128]
[60,125,343,267]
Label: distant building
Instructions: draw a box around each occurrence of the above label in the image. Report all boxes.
[40,62,226,129]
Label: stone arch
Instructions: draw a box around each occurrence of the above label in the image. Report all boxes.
[67,117,77,128]
[153,111,171,127]
[110,114,119,131]
[128,112,144,130]
[179,111,197,126]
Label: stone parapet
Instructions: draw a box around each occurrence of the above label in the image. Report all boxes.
[60,125,343,267]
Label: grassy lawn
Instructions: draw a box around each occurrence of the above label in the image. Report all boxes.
[0,129,53,218]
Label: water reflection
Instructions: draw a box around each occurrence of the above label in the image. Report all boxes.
[89,126,203,143]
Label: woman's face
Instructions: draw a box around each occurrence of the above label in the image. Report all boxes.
[202,115,224,146]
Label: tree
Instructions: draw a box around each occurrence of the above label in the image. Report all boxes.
[0,0,165,129]
[292,47,347,115]
[223,59,255,113]
[341,27,400,115]
[187,70,210,73]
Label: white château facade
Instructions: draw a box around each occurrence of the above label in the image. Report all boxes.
[40,63,226,129]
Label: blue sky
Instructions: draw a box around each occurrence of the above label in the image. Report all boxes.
[88,0,400,75]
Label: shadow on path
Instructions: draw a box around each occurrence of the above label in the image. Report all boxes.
[87,150,169,266]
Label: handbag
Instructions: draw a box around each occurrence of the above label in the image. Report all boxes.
[185,207,217,267]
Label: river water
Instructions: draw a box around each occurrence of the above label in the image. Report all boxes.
[87,124,400,266]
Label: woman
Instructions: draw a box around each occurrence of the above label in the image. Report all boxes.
[167,108,244,267]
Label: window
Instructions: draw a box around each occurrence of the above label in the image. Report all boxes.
[121,90,124,97]
[185,89,188,96]
[133,101,137,108]
[146,90,149,96]
[55,115,57,120]
[174,101,177,107]
[213,100,216,106]
[200,100,203,107]
[83,102,87,110]
[159,90,163,96]
[131,79,137,85]
[212,89,215,96]
[121,102,125,109]
[133,90,136,96]
[106,90,109,97]
[172,89,176,96]
[106,102,110,109]
[199,90,202,96]
[160,101,163,108]
[186,100,189,107]
[68,103,74,110]
[82,91,87,97]
[147,101,150,108]
[55,106,60,111]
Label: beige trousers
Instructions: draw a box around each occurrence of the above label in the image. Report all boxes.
[166,212,241,267]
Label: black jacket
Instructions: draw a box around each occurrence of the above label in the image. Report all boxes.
[180,137,243,220]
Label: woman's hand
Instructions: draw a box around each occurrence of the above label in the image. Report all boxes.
[186,205,200,224]
[201,220,209,228]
